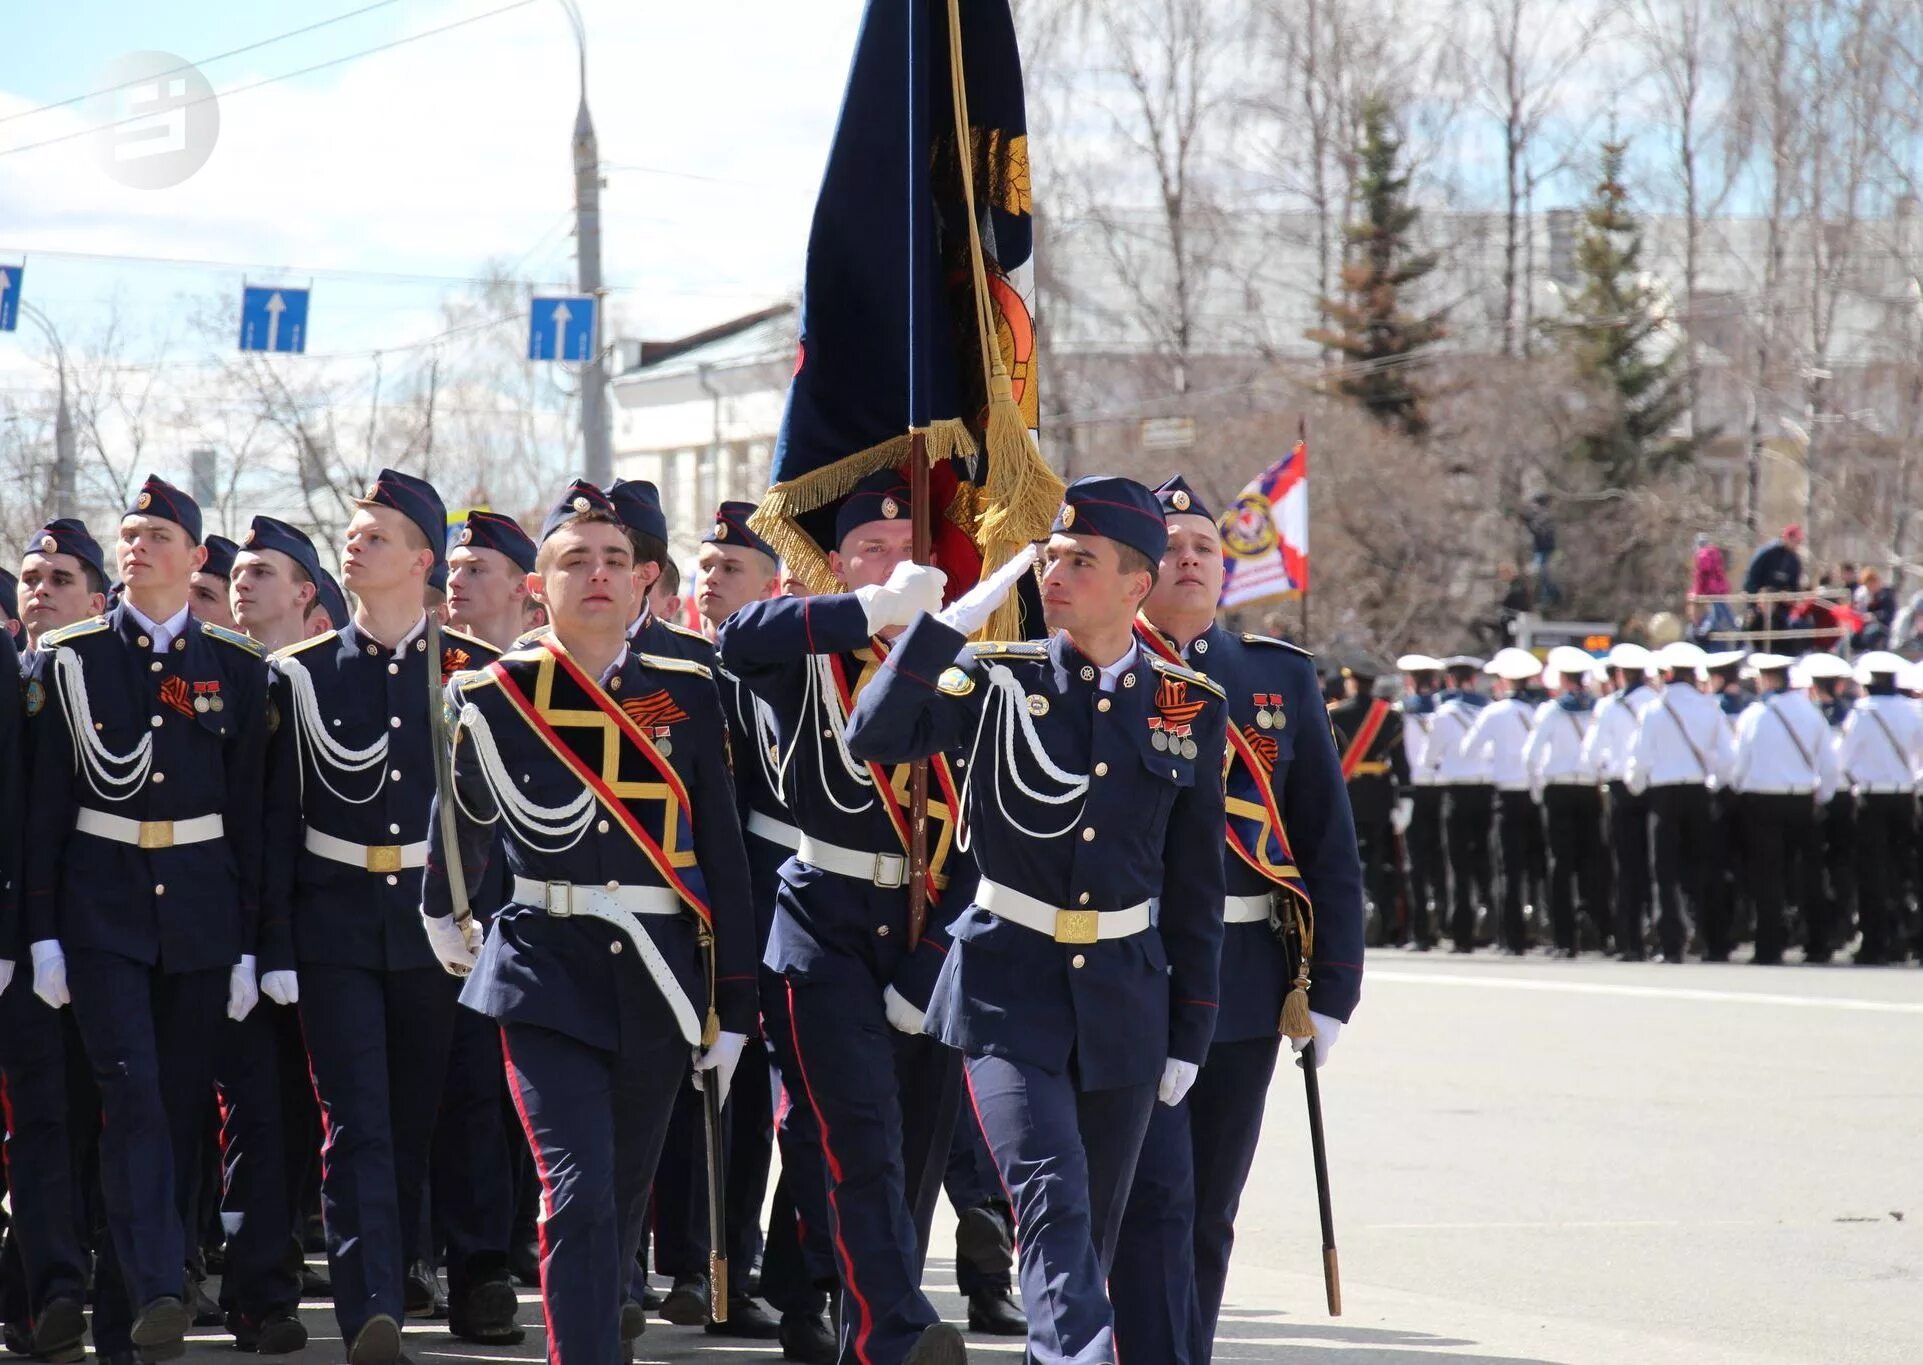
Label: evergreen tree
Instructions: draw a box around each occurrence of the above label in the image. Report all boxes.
[1307,96,1447,441]
[1550,140,1703,484]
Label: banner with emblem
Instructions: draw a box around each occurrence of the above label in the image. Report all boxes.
[1219,439,1309,608]
[750,0,1060,637]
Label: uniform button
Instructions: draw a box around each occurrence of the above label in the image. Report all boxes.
[390,769,402,782]
[150,715,163,727]
[1082,827,1095,842]
[1194,638,1208,654]
[385,874,398,887]
[1071,953,1086,969]
[149,661,163,673]
[876,925,890,937]
[416,640,427,652]
[608,676,622,692]
[823,727,834,738]
[389,717,402,729]
[1097,698,1111,713]
[173,638,185,652]
[387,663,399,676]
[154,884,166,895]
[1080,665,1095,682]
[597,820,610,834]
[610,940,624,954]
[366,644,379,656]
[137,636,150,648]
[1094,762,1109,777]
[606,880,619,891]
[151,772,165,784]
[389,823,401,835]
[1078,892,1091,905]
[1123,672,1136,688]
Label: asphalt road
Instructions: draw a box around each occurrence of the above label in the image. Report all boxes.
[150,950,1921,1363]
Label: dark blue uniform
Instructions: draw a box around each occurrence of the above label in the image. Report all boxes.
[424,640,758,1365]
[717,593,966,1365]
[1111,625,1364,1364]
[261,618,499,1344]
[22,606,269,1344]
[846,615,1229,1365]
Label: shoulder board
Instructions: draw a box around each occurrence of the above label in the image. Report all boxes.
[964,640,1048,660]
[512,625,554,648]
[635,651,714,682]
[441,626,498,656]
[200,620,266,657]
[1149,655,1227,699]
[271,630,339,662]
[449,667,497,693]
[655,618,708,642]
[1239,632,1314,658]
[41,616,109,648]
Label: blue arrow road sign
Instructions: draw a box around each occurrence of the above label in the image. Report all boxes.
[529,295,596,362]
[0,266,20,332]
[239,286,309,353]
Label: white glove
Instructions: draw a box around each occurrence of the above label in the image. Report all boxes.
[0,959,13,998]
[1157,1057,1198,1108]
[422,912,480,978]
[937,543,1037,636]
[1290,1011,1344,1068]
[854,561,948,635]
[882,985,926,1036]
[1390,796,1413,834]
[228,955,260,1022]
[261,970,300,1007]
[30,940,69,1010]
[692,1030,749,1107]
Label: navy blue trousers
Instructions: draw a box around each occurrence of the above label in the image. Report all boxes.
[963,1054,1155,1365]
[431,1002,517,1298]
[65,952,225,1316]
[943,1111,1011,1295]
[1111,1036,1280,1364]
[214,1000,311,1323]
[647,1037,774,1285]
[754,965,836,1319]
[298,964,460,1341]
[783,976,959,1365]
[0,985,92,1325]
[501,1021,682,1365]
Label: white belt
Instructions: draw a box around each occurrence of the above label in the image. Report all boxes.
[977,878,1151,945]
[746,811,802,852]
[1741,786,1814,797]
[511,877,683,918]
[77,808,222,850]
[1856,786,1912,797]
[304,826,428,874]
[796,833,906,889]
[1223,894,1271,925]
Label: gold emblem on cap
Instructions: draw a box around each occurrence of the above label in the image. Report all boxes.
[1061,504,1076,528]
[1171,489,1190,511]
[881,496,900,520]
[37,535,56,554]
[136,491,153,511]
[364,484,380,501]
[572,495,590,513]
[242,528,257,546]
[457,527,474,545]
[716,522,729,540]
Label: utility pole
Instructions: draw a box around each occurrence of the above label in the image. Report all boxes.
[21,302,76,519]
[562,0,612,484]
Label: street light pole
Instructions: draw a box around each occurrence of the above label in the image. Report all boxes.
[560,0,612,485]
[19,302,77,519]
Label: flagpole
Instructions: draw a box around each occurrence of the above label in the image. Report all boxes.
[904,0,931,949]
[1299,415,1310,645]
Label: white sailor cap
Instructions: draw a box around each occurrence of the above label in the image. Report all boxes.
[1484,647,1543,681]
[1603,642,1652,670]
[1545,645,1598,679]
[1799,652,1854,681]
[1703,650,1747,671]
[1900,663,1923,694]
[1745,652,1795,673]
[1442,654,1485,671]
[1853,650,1908,683]
[1396,653,1445,673]
[1788,661,1812,689]
[1654,641,1709,673]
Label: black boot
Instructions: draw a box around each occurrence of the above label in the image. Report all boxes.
[966,1286,1026,1336]
[403,1261,446,1319]
[448,1270,524,1346]
[903,1321,968,1364]
[657,1275,708,1327]
[705,1294,781,1339]
[29,1296,87,1363]
[778,1309,836,1364]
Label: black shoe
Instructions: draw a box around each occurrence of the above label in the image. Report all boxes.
[185,1276,222,1329]
[705,1295,780,1339]
[129,1297,188,1361]
[230,1309,307,1356]
[201,1246,226,1278]
[403,1261,446,1319]
[903,1321,968,1364]
[347,1314,401,1365]
[640,1281,664,1310]
[779,1311,836,1364]
[299,1263,332,1298]
[3,1322,30,1357]
[966,1286,1026,1336]
[29,1297,86,1361]
[954,1206,1014,1276]
[97,1353,134,1365]
[301,1216,326,1256]
[619,1300,647,1343]
[449,1273,525,1346]
[508,1240,541,1288]
[657,1275,708,1327]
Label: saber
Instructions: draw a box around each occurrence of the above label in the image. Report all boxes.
[699,929,729,1324]
[424,597,471,931]
[1300,1038,1342,1316]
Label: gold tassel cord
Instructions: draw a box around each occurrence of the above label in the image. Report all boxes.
[1280,898,1317,1042]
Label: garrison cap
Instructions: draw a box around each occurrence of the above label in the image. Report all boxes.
[311,565,349,628]
[454,510,537,575]
[1152,475,1215,524]
[128,474,202,543]
[607,479,668,545]
[1050,475,1167,566]
[704,501,777,561]
[835,469,913,548]
[241,517,325,587]
[542,479,620,543]
[26,518,107,586]
[198,534,239,580]
[356,468,448,591]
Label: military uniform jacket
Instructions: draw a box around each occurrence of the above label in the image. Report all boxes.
[263,619,499,974]
[1838,695,1923,794]
[1401,693,1436,788]
[1328,693,1408,819]
[1582,683,1654,783]
[23,607,269,973]
[1152,623,1364,1036]
[423,641,757,1052]
[715,594,967,1007]
[844,615,1228,1091]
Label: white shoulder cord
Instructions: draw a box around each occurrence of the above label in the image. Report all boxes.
[780,654,875,815]
[456,703,596,852]
[957,664,1088,843]
[729,671,785,802]
[277,655,390,807]
[54,649,153,800]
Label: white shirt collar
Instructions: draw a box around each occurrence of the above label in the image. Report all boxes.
[125,601,193,653]
[1097,641,1139,694]
[599,645,630,686]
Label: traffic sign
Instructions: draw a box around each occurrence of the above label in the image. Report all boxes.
[529,295,596,362]
[0,266,20,332]
[239,285,309,354]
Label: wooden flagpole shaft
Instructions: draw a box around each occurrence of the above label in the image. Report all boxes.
[906,429,931,949]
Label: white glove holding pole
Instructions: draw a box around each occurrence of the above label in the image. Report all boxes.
[692,1031,749,1107]
[0,959,13,999]
[882,985,926,1036]
[937,543,1038,635]
[261,970,300,1007]
[227,955,260,1022]
[1290,1012,1344,1068]
[1390,796,1413,834]
[855,561,948,635]
[422,912,479,978]
[30,941,69,1009]
[1158,1058,1199,1108]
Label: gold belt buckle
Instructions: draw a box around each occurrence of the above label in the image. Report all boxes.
[137,820,174,850]
[545,880,574,917]
[1053,909,1099,945]
[365,845,403,874]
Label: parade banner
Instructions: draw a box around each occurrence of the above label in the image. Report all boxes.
[1219,439,1309,607]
